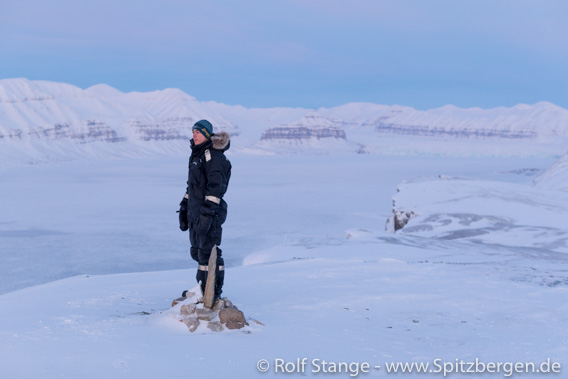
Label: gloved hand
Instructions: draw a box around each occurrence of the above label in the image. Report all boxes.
[178,197,189,231]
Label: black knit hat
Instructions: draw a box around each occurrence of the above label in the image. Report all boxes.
[192,120,213,139]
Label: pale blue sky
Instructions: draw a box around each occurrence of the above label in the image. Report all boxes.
[1,0,567,109]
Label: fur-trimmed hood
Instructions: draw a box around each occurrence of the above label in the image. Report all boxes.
[211,131,230,151]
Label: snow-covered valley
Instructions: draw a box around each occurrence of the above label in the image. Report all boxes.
[1,151,567,378]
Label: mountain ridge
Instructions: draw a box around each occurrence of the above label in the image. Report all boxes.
[1,78,568,163]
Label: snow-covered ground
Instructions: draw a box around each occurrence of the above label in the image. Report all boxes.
[0,153,567,378]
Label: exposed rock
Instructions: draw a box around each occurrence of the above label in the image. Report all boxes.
[195,308,216,322]
[261,126,346,141]
[180,303,196,316]
[386,209,416,232]
[219,307,247,330]
[249,318,265,326]
[182,290,195,299]
[132,121,186,141]
[207,321,224,332]
[226,320,247,330]
[183,317,200,333]
[171,297,185,307]
[174,293,256,332]
[0,129,22,140]
[203,246,218,309]
[212,298,226,312]
[26,121,126,143]
[259,113,353,144]
[371,120,537,139]
[394,210,416,231]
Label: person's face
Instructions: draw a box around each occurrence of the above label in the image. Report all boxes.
[193,129,207,145]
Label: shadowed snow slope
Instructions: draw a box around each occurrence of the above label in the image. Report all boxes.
[534,152,568,190]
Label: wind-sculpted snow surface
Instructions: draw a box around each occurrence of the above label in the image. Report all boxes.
[534,152,568,190]
[389,176,568,256]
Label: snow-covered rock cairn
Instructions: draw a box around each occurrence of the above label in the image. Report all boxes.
[171,286,261,333]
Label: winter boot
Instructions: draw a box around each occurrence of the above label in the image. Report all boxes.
[215,267,225,301]
[196,267,208,296]
[214,256,225,301]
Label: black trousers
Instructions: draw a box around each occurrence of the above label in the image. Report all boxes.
[189,214,225,297]
[189,213,225,265]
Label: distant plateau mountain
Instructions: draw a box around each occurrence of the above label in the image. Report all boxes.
[1,78,568,163]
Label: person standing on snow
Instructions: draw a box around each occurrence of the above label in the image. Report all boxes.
[178,119,231,301]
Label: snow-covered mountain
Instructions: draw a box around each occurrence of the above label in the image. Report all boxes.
[315,102,568,156]
[0,78,242,164]
[319,102,568,139]
[255,112,363,154]
[2,78,568,164]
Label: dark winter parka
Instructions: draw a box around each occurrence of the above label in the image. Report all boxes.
[185,132,231,239]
